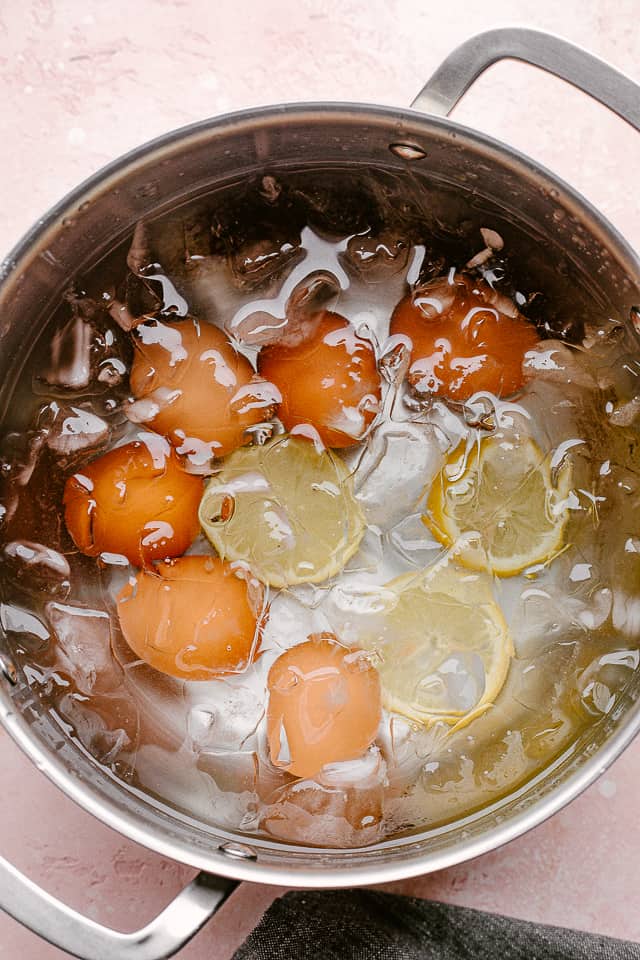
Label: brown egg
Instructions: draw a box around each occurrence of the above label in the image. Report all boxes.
[390,274,540,401]
[129,317,276,460]
[117,555,262,680]
[266,634,381,779]
[63,435,202,566]
[258,311,381,448]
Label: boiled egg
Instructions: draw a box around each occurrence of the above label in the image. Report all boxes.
[258,311,381,448]
[266,633,381,778]
[390,273,539,401]
[63,434,202,566]
[117,555,262,680]
[129,317,278,461]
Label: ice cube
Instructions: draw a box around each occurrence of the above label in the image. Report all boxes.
[259,746,387,847]
[120,660,189,750]
[344,230,409,281]
[377,713,449,791]
[199,752,260,830]
[39,401,113,461]
[352,420,444,530]
[0,602,51,651]
[57,690,138,772]
[227,228,350,346]
[387,513,444,569]
[43,314,93,390]
[522,340,598,390]
[291,175,372,237]
[344,527,384,575]
[46,601,122,696]
[186,674,266,754]
[133,742,224,822]
[229,236,303,291]
[1,541,71,597]
[38,307,132,395]
[320,577,396,648]
[577,649,640,718]
[507,574,611,660]
[196,748,259,796]
[261,591,332,655]
[0,431,63,543]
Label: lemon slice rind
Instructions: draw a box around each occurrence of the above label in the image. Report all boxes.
[366,548,514,731]
[199,435,365,588]
[425,435,572,577]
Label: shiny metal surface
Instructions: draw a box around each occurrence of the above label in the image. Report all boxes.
[0,27,638,960]
[0,857,237,960]
[412,27,640,130]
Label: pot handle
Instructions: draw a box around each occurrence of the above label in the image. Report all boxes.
[0,853,238,960]
[412,27,640,132]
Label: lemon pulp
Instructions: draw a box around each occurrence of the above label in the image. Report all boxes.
[199,435,365,588]
[362,552,513,729]
[425,434,572,576]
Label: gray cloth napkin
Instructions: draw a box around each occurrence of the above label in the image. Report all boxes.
[232,889,640,960]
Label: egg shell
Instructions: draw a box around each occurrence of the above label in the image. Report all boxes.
[258,311,381,448]
[117,555,262,680]
[266,634,381,778]
[129,317,274,458]
[390,274,539,401]
[63,435,202,566]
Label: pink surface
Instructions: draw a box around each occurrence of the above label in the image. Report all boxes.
[1,1,639,957]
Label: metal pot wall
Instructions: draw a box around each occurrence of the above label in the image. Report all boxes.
[0,28,638,960]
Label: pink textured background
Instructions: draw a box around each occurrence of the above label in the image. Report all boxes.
[1,1,639,957]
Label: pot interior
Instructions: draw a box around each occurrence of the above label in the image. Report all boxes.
[0,106,639,884]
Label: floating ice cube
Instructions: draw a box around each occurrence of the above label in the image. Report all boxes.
[57,690,138,771]
[0,602,51,649]
[260,746,387,847]
[121,660,189,750]
[134,742,227,822]
[344,230,409,281]
[387,513,444,569]
[197,749,259,797]
[228,235,303,291]
[40,402,112,460]
[506,573,612,659]
[377,713,449,791]
[39,312,131,394]
[1,541,71,597]
[227,228,350,346]
[577,648,640,718]
[352,420,444,530]
[261,591,332,654]
[46,601,121,696]
[186,671,267,755]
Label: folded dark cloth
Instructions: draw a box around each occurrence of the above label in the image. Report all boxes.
[232,889,640,960]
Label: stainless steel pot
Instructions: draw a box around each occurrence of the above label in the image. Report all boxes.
[0,28,639,960]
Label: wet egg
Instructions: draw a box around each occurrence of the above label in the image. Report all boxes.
[129,317,277,461]
[258,311,381,448]
[63,434,202,566]
[266,633,381,778]
[117,555,262,680]
[390,273,540,401]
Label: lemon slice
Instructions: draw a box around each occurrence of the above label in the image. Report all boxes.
[366,552,513,729]
[425,434,571,576]
[199,435,365,588]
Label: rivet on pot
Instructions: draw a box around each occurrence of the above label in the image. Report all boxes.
[389,142,428,161]
[0,655,18,686]
[630,306,640,334]
[219,841,258,861]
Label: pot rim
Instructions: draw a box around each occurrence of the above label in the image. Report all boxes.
[1,100,639,887]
